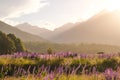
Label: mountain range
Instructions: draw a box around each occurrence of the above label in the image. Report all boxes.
[0,21,47,42]
[1,10,120,45]
[15,22,75,39]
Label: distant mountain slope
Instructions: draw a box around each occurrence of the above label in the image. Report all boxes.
[15,23,52,39]
[54,23,74,33]
[50,11,120,45]
[0,21,48,42]
[51,23,75,37]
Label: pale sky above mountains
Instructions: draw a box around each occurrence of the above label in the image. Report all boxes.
[0,0,120,30]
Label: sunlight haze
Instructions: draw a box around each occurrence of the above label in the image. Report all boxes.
[0,0,120,30]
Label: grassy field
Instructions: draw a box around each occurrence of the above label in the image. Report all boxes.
[24,42,120,54]
[0,52,119,80]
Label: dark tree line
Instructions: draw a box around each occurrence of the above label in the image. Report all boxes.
[0,31,26,54]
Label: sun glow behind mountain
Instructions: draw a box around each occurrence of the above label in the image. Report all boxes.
[104,0,120,11]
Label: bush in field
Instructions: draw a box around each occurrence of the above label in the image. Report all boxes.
[0,31,16,54]
[97,51,104,54]
[47,48,52,55]
[7,33,25,52]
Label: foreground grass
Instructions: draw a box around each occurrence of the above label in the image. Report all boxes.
[4,74,105,80]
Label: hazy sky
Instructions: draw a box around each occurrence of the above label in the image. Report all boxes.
[0,0,120,30]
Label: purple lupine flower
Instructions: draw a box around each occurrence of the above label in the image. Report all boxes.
[49,72,55,80]
[104,68,118,80]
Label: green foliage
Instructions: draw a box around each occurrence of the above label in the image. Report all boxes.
[97,58,118,72]
[0,31,26,54]
[7,34,26,52]
[0,73,4,78]
[48,59,63,69]
[0,31,16,54]
[70,59,80,67]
